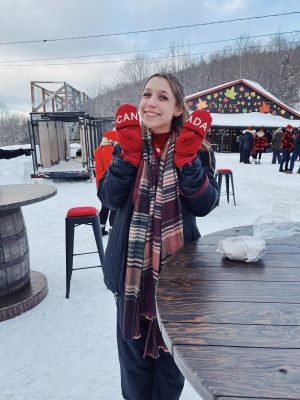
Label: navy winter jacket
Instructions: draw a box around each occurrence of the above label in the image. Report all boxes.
[243,130,254,150]
[98,145,220,297]
[293,133,300,155]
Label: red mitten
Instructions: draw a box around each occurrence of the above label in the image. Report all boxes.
[115,104,142,168]
[174,110,212,168]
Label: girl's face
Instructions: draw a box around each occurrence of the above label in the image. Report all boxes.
[139,77,183,134]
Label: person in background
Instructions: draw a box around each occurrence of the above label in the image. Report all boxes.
[98,72,219,400]
[94,129,118,236]
[238,130,245,162]
[252,128,268,164]
[243,127,254,164]
[264,129,272,151]
[285,127,300,174]
[0,148,33,159]
[279,124,294,172]
[271,128,283,164]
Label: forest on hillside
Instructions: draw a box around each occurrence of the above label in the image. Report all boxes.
[92,33,300,117]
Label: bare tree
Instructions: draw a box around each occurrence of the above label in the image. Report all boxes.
[91,36,300,116]
[118,53,151,85]
[0,103,29,146]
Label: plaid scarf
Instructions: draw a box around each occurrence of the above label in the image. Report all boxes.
[123,129,184,359]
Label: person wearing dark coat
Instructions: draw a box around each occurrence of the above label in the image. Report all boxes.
[239,130,245,162]
[98,72,219,400]
[271,128,283,164]
[286,128,300,174]
[0,148,32,159]
[264,129,272,151]
[243,128,254,164]
[279,125,294,172]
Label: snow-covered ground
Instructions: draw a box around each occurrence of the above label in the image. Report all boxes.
[1,145,300,400]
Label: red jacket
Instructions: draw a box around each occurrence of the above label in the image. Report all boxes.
[94,130,118,187]
[253,133,268,151]
[281,130,294,152]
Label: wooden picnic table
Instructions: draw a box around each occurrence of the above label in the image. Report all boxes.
[156,224,300,400]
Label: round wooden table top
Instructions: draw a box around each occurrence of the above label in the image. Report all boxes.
[0,184,57,210]
[156,225,300,400]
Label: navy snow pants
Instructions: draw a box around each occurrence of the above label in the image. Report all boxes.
[116,311,184,400]
[279,150,291,171]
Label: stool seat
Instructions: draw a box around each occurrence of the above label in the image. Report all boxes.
[216,168,232,173]
[67,206,97,218]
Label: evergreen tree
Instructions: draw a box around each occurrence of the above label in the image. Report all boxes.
[279,55,296,105]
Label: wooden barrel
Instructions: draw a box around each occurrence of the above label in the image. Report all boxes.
[0,207,30,298]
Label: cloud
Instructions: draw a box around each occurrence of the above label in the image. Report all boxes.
[202,0,249,14]
[0,0,299,113]
[221,0,249,13]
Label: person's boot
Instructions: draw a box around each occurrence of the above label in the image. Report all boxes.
[284,170,292,174]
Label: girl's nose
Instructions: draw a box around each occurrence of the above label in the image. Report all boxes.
[147,96,157,108]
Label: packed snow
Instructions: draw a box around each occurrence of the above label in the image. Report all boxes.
[1,145,300,400]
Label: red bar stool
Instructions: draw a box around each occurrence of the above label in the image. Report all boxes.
[65,206,104,298]
[215,168,236,206]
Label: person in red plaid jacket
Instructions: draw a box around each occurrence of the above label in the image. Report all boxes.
[252,128,269,164]
[285,127,300,174]
[279,124,294,172]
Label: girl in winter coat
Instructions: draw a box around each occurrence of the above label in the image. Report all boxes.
[252,129,268,164]
[271,128,283,164]
[98,72,219,400]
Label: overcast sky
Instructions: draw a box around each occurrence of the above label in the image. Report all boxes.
[0,0,299,114]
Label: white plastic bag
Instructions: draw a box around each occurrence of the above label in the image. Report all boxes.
[216,235,266,263]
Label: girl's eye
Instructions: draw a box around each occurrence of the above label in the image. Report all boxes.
[160,95,168,101]
[143,92,151,97]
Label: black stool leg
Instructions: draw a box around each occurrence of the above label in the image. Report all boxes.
[216,172,222,206]
[217,172,222,191]
[230,172,236,206]
[92,217,105,265]
[225,174,230,203]
[65,218,75,298]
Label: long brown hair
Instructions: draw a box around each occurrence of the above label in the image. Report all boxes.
[141,72,211,153]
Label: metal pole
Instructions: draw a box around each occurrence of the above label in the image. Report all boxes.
[28,117,38,176]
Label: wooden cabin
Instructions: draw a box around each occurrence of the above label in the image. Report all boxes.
[186,79,300,152]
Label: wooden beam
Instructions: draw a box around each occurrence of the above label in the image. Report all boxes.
[34,84,66,112]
